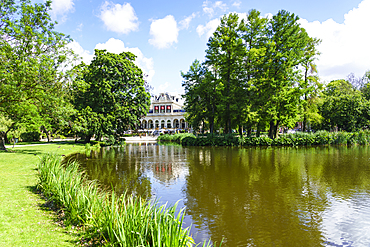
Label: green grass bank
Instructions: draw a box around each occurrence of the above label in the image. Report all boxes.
[0,143,84,247]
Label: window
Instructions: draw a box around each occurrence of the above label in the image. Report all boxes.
[166,105,171,113]
[160,105,165,113]
[154,106,159,113]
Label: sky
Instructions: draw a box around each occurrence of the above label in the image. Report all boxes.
[37,0,370,95]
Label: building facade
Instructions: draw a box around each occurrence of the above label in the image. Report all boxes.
[139,93,188,131]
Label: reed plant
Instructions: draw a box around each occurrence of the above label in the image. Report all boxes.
[37,153,214,246]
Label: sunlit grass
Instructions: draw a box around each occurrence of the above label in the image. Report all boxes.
[0,143,85,247]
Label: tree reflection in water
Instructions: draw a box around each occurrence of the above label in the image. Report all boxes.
[65,144,370,246]
[65,145,152,199]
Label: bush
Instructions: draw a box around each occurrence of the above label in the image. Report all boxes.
[20,131,41,142]
[160,130,370,147]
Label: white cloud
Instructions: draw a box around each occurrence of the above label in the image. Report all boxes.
[149,15,179,49]
[155,82,170,94]
[95,38,155,83]
[68,39,155,83]
[196,18,220,39]
[232,0,241,8]
[76,23,83,32]
[99,1,139,34]
[179,13,197,30]
[202,0,227,17]
[49,0,74,21]
[299,0,370,82]
[67,41,94,65]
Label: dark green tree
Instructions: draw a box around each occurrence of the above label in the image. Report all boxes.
[181,60,220,134]
[240,9,269,136]
[258,10,311,138]
[205,13,246,134]
[320,79,369,131]
[73,49,151,142]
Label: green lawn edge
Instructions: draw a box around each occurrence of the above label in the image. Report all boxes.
[0,143,85,247]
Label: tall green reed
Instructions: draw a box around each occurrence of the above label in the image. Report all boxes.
[37,153,215,246]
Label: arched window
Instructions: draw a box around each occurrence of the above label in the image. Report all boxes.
[142,120,147,129]
[161,120,165,129]
[167,120,171,128]
[155,120,159,129]
[180,119,186,129]
[148,120,153,129]
[173,119,179,129]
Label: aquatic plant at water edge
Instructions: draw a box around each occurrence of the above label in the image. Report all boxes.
[36,153,215,246]
[169,131,370,147]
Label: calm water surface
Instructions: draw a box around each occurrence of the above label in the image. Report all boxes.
[67,144,370,246]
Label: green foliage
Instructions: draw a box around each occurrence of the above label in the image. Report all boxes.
[0,0,76,141]
[158,133,196,145]
[182,9,320,139]
[20,131,40,142]
[173,131,370,147]
[320,80,370,131]
[37,153,214,246]
[73,49,151,142]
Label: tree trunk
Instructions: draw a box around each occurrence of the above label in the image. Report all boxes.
[268,121,274,139]
[273,121,280,139]
[41,126,51,142]
[0,131,7,151]
[4,123,15,144]
[238,125,243,138]
[85,134,92,143]
[247,127,252,137]
[256,123,261,138]
[210,116,214,134]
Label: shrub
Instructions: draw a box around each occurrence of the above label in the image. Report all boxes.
[20,131,41,142]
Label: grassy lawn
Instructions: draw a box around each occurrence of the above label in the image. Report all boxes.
[0,143,85,247]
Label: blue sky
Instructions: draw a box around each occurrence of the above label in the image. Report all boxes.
[40,0,370,95]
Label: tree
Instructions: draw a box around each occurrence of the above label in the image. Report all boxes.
[181,60,220,134]
[300,37,322,132]
[257,10,311,138]
[320,80,369,131]
[73,49,151,142]
[240,9,269,136]
[205,13,246,134]
[0,0,74,150]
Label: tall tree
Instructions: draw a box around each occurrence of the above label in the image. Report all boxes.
[240,9,269,136]
[205,13,246,134]
[73,49,151,142]
[258,10,310,138]
[0,0,74,150]
[300,37,321,132]
[182,60,220,134]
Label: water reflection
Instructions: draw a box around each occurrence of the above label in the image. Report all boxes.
[66,144,370,246]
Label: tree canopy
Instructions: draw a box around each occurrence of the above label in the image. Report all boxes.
[182,9,322,138]
[0,0,74,149]
[73,49,151,142]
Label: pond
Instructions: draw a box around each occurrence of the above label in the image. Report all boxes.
[66,143,370,246]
